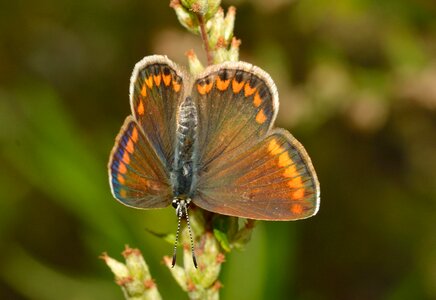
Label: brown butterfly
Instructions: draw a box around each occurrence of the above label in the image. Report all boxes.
[108,55,320,267]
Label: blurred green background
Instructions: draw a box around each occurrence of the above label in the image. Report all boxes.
[1,0,436,299]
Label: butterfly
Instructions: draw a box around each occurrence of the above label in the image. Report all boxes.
[108,55,320,267]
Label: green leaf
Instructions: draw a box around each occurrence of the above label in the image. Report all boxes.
[145,229,176,245]
[213,228,231,252]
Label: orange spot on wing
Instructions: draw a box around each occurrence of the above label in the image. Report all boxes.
[291,203,303,214]
[131,127,139,143]
[205,81,213,93]
[244,82,257,96]
[283,165,297,177]
[255,109,267,124]
[145,76,153,88]
[253,91,262,107]
[268,139,283,155]
[163,74,171,86]
[117,174,125,184]
[197,81,213,95]
[216,77,230,91]
[126,139,134,154]
[232,79,245,93]
[118,162,127,174]
[173,80,181,92]
[141,84,147,97]
[292,189,305,200]
[153,74,162,86]
[278,151,292,167]
[122,151,130,164]
[197,83,206,95]
[137,101,144,115]
[120,189,127,198]
[288,176,303,189]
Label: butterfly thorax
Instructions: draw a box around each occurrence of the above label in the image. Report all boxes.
[171,96,198,200]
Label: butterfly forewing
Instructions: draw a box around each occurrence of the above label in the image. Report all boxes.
[192,63,278,170]
[130,55,186,169]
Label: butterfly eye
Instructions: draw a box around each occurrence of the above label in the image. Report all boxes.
[172,199,178,209]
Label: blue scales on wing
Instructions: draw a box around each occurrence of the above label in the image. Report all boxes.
[108,117,172,208]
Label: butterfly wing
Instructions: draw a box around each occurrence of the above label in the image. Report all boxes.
[130,55,186,169]
[109,55,186,208]
[192,62,320,220]
[194,129,319,220]
[108,116,172,208]
[193,62,278,169]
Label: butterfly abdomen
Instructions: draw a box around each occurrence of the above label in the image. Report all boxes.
[171,96,198,198]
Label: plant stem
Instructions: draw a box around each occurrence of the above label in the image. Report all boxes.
[197,14,213,65]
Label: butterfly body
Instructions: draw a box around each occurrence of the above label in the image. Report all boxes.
[171,95,198,200]
[109,55,320,221]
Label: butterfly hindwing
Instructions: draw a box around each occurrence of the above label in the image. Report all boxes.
[194,128,320,220]
[130,55,186,169]
[192,62,278,171]
[108,116,172,208]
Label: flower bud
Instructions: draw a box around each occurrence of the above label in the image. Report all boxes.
[228,37,241,62]
[171,0,200,34]
[186,49,204,75]
[181,0,209,16]
[123,247,150,281]
[223,6,236,43]
[208,7,225,48]
[205,0,222,20]
[101,252,130,279]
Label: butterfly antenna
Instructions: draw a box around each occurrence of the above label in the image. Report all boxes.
[172,205,183,268]
[184,204,198,268]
